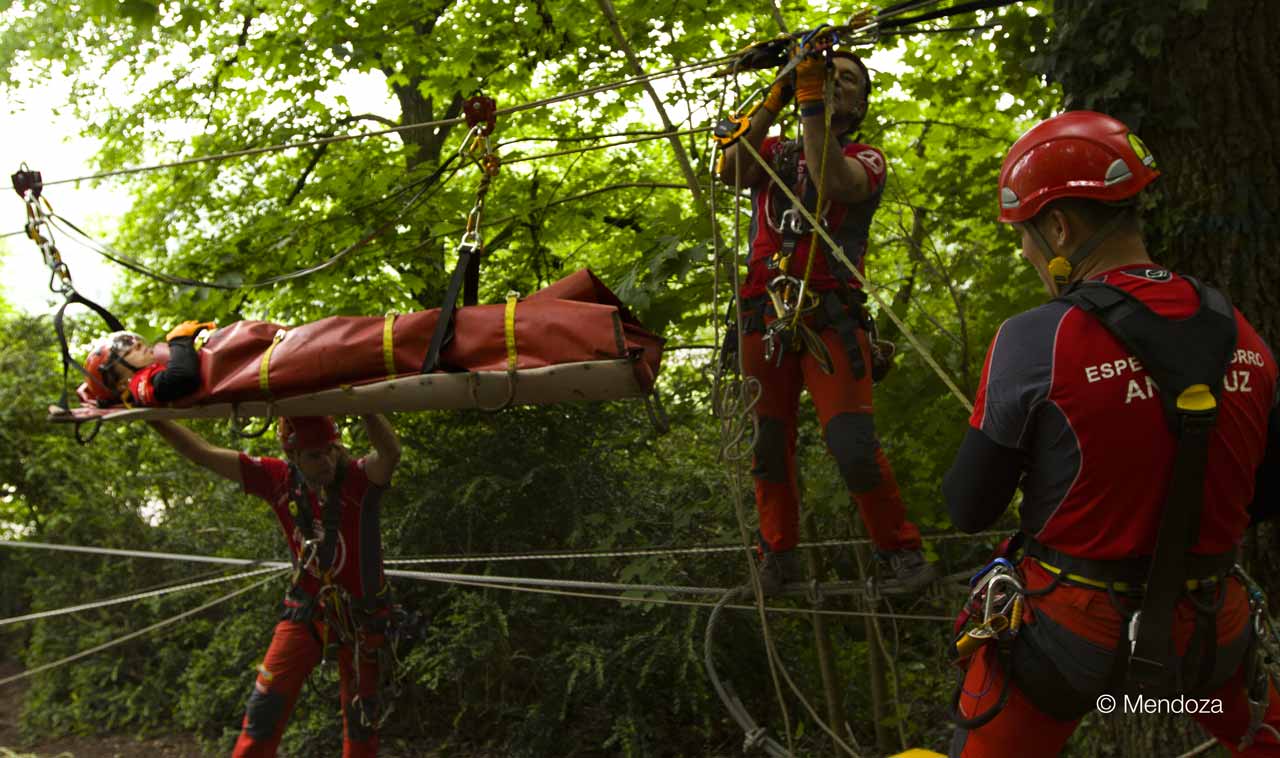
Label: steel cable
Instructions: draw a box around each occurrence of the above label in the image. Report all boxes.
[39,55,737,188]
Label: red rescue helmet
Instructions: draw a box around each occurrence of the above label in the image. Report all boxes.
[997,110,1159,224]
[81,331,145,404]
[278,416,340,452]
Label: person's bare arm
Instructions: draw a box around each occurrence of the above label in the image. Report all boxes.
[148,420,243,485]
[360,414,401,487]
[799,113,873,205]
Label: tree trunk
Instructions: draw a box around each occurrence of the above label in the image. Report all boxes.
[1040,2,1279,753]
[1047,0,1280,344]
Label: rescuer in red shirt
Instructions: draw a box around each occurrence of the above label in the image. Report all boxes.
[945,111,1280,756]
[717,46,935,594]
[150,414,401,758]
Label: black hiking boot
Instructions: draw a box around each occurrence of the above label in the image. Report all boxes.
[873,548,938,595]
[755,549,803,596]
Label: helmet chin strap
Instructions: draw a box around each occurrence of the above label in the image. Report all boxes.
[1027,210,1132,290]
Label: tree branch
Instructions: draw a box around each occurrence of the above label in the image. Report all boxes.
[595,0,706,209]
[284,115,403,205]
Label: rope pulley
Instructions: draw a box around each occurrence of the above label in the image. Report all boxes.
[463,94,497,136]
[12,164,42,200]
[12,164,72,295]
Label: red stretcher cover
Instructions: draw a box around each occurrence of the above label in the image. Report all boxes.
[49,269,664,423]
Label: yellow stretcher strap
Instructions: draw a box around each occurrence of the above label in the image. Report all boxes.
[259,329,287,394]
[1034,558,1220,593]
[504,291,519,373]
[382,313,398,379]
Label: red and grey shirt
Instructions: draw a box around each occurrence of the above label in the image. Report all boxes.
[960,265,1277,559]
[127,337,201,406]
[740,135,887,299]
[239,453,387,600]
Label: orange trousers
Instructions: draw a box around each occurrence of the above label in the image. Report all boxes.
[231,620,382,758]
[952,561,1280,756]
[742,319,920,552]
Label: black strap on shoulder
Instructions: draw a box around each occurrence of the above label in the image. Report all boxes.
[1056,277,1237,694]
[52,290,126,411]
[1058,277,1236,429]
[316,463,346,575]
[287,464,312,575]
[287,462,346,576]
[421,242,481,374]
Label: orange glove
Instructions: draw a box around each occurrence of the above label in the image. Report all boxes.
[794,54,829,105]
[762,73,794,114]
[165,320,217,341]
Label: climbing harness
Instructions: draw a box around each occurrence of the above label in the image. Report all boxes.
[281,461,407,732]
[947,276,1241,728]
[1057,277,1237,695]
[422,95,502,376]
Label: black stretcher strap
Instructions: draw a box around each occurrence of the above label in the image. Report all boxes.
[51,290,126,411]
[421,243,480,374]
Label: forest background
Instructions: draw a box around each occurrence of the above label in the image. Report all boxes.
[0,0,1276,756]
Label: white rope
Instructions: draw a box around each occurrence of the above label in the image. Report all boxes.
[0,539,964,622]
[3,532,1006,568]
[0,565,282,627]
[0,539,288,567]
[385,530,1006,565]
[0,570,286,688]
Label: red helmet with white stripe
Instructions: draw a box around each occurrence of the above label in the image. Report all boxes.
[998,110,1159,224]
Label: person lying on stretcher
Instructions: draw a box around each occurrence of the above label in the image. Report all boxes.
[80,321,216,407]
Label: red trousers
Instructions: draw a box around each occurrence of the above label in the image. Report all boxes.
[952,561,1280,756]
[231,620,382,758]
[742,318,920,552]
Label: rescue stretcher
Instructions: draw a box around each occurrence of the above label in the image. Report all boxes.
[48,269,664,425]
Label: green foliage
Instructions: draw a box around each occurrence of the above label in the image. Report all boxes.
[0,0,1073,755]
